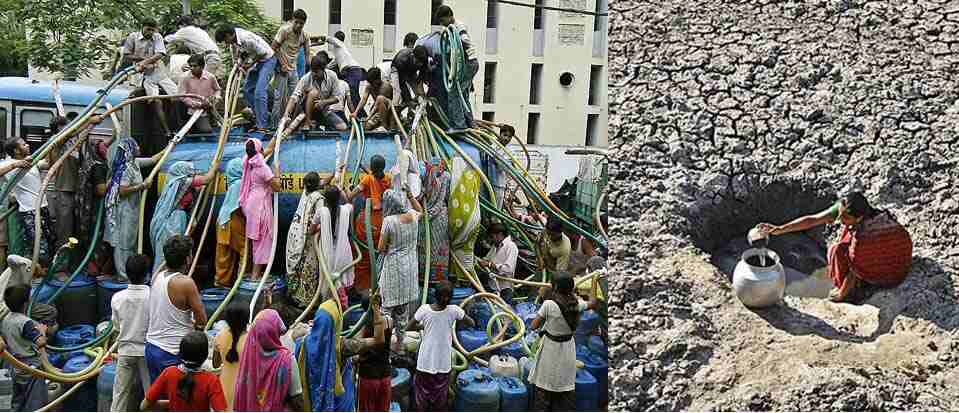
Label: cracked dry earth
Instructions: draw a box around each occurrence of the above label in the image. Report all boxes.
[607,0,959,411]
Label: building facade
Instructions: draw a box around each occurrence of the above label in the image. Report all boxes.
[263,0,609,147]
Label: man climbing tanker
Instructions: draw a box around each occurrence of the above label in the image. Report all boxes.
[757,191,913,302]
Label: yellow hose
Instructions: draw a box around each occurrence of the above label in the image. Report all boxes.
[187,173,219,278]
[0,339,118,383]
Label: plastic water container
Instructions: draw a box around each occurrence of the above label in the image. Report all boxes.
[273,277,287,300]
[454,369,500,412]
[497,376,528,412]
[49,275,98,327]
[236,277,273,307]
[96,279,128,321]
[587,335,607,358]
[55,324,96,347]
[519,357,534,385]
[575,310,600,343]
[97,361,116,411]
[391,368,411,412]
[574,368,599,411]
[514,302,539,327]
[0,369,13,412]
[523,331,541,355]
[62,355,97,412]
[489,355,520,378]
[47,350,85,369]
[451,287,475,306]
[389,401,401,412]
[497,340,526,360]
[577,346,609,409]
[468,301,493,331]
[457,329,489,354]
[201,287,230,321]
[467,362,491,376]
[403,331,421,353]
[31,279,57,305]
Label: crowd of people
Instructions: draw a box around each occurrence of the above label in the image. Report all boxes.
[0,4,610,412]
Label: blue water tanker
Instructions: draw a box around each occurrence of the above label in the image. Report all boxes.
[497,376,529,411]
[454,369,500,412]
[450,287,475,307]
[156,130,485,274]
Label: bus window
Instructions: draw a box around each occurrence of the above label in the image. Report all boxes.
[20,108,55,147]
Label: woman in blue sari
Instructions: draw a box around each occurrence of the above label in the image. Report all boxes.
[149,161,217,271]
[303,294,383,411]
[104,137,163,280]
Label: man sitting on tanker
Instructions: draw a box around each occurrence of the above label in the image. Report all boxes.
[757,191,913,302]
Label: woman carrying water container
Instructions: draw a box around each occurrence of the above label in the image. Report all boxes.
[757,191,913,302]
[239,138,283,280]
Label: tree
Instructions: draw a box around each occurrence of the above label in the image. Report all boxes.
[0,0,29,76]
[19,0,278,80]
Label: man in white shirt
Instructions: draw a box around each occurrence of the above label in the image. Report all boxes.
[215,24,277,132]
[122,18,178,137]
[319,32,364,113]
[281,54,348,131]
[165,16,222,78]
[478,222,519,305]
[1,138,56,264]
[328,79,350,124]
[109,254,151,411]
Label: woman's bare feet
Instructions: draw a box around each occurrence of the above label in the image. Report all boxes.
[829,274,859,302]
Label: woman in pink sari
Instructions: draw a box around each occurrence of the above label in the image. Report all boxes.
[234,309,304,411]
[239,138,283,280]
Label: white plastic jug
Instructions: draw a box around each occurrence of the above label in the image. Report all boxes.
[489,355,520,378]
[403,331,421,353]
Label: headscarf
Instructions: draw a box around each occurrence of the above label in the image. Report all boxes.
[381,188,410,218]
[305,300,345,411]
[149,161,195,260]
[234,309,294,412]
[217,158,245,226]
[105,137,141,210]
[239,138,266,206]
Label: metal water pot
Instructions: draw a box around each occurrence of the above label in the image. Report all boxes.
[732,248,786,308]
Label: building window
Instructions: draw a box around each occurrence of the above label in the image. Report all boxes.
[0,108,6,139]
[530,64,543,105]
[585,114,598,146]
[330,0,342,25]
[482,112,495,122]
[282,0,294,21]
[527,113,540,144]
[385,0,397,25]
[534,0,544,29]
[588,65,603,106]
[486,0,499,28]
[483,62,497,104]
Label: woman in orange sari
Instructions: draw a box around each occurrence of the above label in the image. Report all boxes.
[345,155,391,296]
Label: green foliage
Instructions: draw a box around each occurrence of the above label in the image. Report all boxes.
[19,0,279,80]
[0,0,28,76]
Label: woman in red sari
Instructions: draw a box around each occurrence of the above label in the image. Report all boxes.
[344,155,391,295]
[758,192,913,302]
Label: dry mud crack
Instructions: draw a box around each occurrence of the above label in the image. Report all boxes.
[608,0,959,410]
